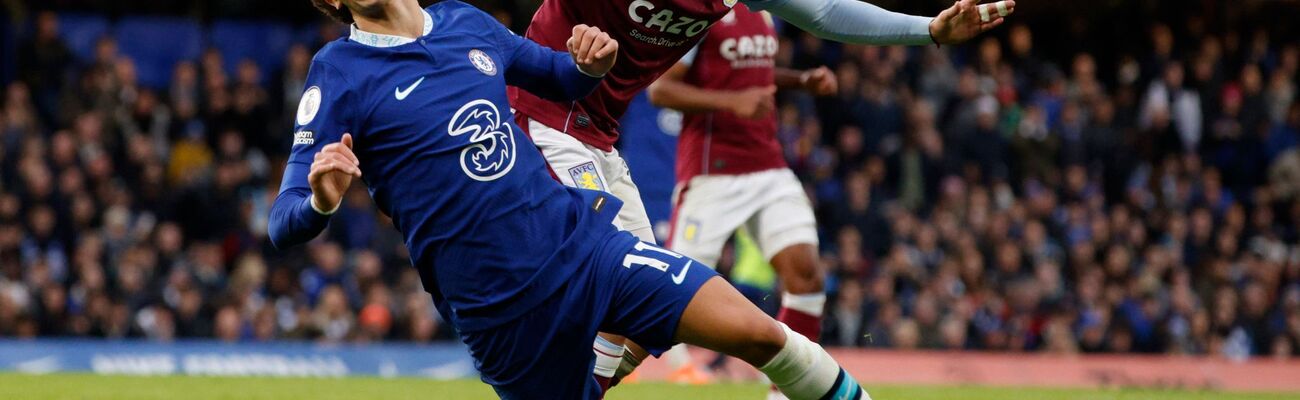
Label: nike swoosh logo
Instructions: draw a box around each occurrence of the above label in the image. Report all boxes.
[671,260,692,285]
[395,77,425,100]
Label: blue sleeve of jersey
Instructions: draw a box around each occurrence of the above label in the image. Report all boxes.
[484,15,603,101]
[268,61,354,249]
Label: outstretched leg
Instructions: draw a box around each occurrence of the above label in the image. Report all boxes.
[768,243,826,399]
[736,167,828,399]
[600,235,865,400]
[529,117,664,396]
[676,277,868,400]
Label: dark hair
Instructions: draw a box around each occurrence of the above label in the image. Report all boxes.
[312,0,354,24]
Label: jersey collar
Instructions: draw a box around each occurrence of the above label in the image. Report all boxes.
[349,10,434,48]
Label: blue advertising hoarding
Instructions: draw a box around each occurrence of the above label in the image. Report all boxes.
[0,339,477,378]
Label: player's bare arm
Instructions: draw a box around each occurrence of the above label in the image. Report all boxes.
[748,0,1014,45]
[649,64,835,119]
[648,62,776,119]
[774,66,837,96]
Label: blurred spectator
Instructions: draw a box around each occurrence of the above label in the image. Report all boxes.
[17,11,71,127]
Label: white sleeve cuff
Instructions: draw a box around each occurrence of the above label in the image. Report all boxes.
[309,194,340,215]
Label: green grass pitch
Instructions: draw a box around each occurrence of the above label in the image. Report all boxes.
[0,373,1295,399]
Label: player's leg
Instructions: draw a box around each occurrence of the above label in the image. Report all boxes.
[595,144,714,384]
[720,170,836,400]
[602,237,870,400]
[526,119,630,392]
[659,175,755,382]
[594,145,655,242]
[751,169,825,342]
[667,176,743,269]
[677,278,868,400]
[529,119,679,392]
[762,243,821,400]
[526,120,654,245]
[591,332,625,389]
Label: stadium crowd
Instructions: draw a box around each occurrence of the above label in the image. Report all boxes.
[1,2,1298,362]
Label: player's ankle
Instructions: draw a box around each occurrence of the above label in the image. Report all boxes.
[758,323,869,400]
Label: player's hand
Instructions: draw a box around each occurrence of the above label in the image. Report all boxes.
[929,0,1015,45]
[568,24,619,77]
[308,133,360,214]
[800,66,838,96]
[730,85,777,119]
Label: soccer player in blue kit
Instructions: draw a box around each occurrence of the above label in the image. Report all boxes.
[270,0,875,399]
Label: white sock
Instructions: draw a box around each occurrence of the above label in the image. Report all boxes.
[663,343,693,369]
[781,292,826,316]
[593,336,624,378]
[759,323,870,400]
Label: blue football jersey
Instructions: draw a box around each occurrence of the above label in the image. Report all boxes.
[269,1,621,331]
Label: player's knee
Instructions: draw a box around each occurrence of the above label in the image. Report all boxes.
[735,319,787,366]
[774,251,824,294]
[783,268,824,294]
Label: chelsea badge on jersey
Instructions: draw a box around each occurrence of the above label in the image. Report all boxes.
[469,49,498,76]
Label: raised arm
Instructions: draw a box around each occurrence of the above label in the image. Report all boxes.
[648,54,836,119]
[648,60,776,119]
[745,0,1014,46]
[268,62,359,249]
[485,11,617,101]
[775,66,837,94]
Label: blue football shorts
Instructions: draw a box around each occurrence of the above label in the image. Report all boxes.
[459,230,718,399]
